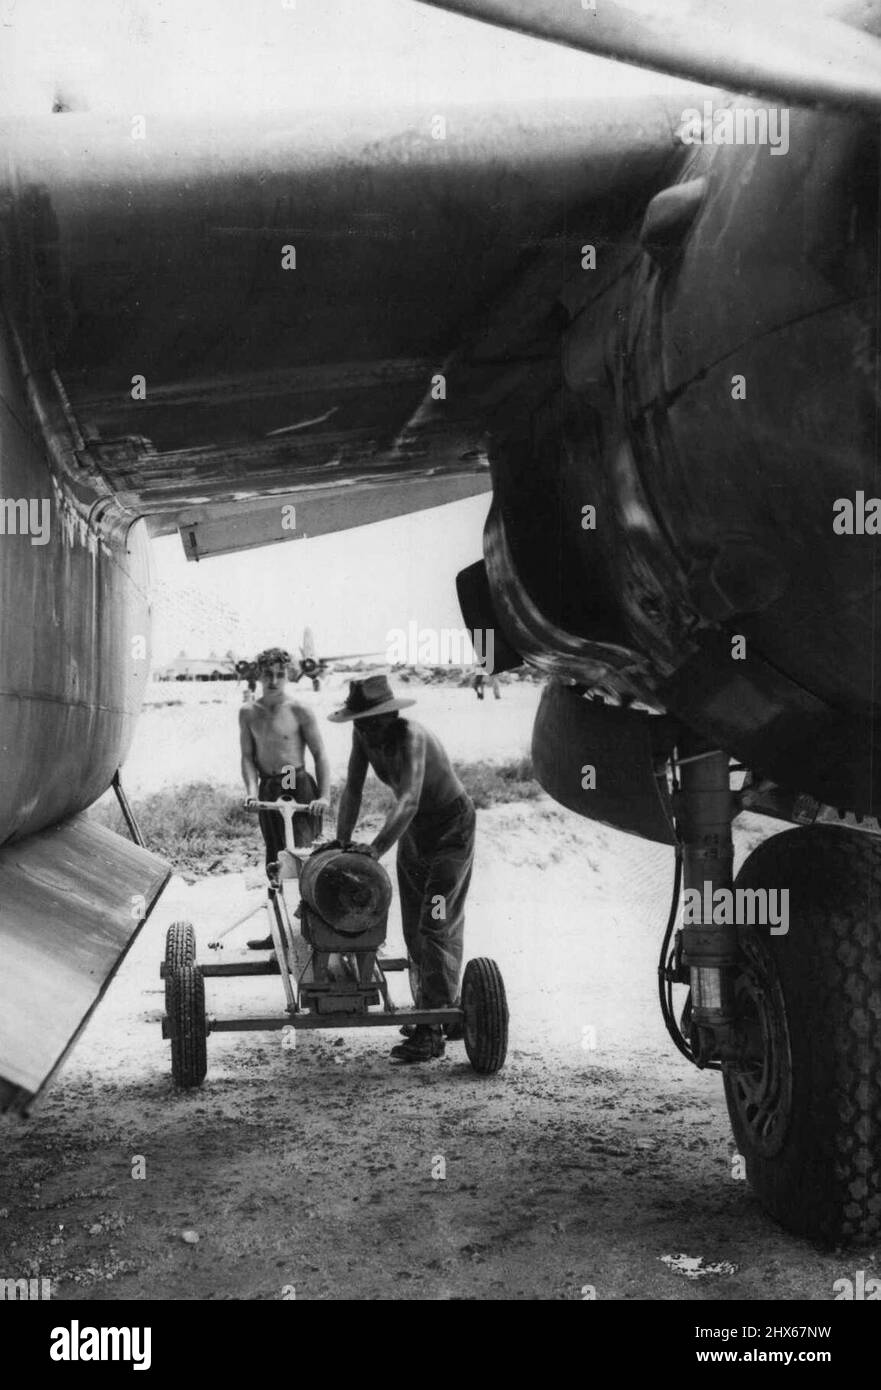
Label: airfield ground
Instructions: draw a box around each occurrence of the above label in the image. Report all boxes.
[1,680,874,1300]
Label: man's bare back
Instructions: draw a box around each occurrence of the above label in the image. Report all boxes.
[356,718,464,815]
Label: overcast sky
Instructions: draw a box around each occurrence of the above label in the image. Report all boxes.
[149,492,491,665]
[0,0,693,119]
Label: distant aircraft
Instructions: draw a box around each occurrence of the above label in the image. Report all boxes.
[3,0,881,1246]
[235,628,384,694]
[293,626,385,691]
[155,656,237,682]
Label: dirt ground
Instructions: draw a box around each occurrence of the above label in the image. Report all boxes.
[2,778,873,1301]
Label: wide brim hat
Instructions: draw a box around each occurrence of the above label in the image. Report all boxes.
[328,674,416,722]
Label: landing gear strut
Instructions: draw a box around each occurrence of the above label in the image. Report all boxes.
[674,743,739,1064]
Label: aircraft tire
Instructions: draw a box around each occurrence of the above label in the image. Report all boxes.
[165,921,196,1014]
[169,965,208,1089]
[462,957,509,1075]
[723,826,881,1244]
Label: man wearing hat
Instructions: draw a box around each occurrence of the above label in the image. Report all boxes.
[329,675,476,1063]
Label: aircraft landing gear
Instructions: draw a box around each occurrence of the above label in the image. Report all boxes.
[723,827,881,1244]
[669,743,881,1243]
[674,745,739,1066]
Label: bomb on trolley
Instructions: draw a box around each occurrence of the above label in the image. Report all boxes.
[161,799,508,1085]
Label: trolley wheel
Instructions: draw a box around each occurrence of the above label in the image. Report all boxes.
[169,965,207,1089]
[462,957,508,1075]
[165,920,196,1013]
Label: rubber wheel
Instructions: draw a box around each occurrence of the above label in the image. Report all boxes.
[723,826,881,1244]
[169,965,208,1088]
[462,957,508,1075]
[165,921,196,1013]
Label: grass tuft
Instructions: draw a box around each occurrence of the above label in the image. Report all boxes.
[91,757,539,875]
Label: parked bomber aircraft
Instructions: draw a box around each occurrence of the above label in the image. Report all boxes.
[2,0,881,1244]
[235,629,385,693]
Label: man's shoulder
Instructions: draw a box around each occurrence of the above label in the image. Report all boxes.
[408,720,449,763]
[401,718,429,748]
[238,702,256,725]
[283,696,312,723]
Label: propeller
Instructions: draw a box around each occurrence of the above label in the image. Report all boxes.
[415,0,881,114]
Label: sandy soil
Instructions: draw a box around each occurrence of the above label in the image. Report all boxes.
[1,775,869,1301]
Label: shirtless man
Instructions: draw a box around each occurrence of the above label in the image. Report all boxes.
[240,647,331,947]
[329,674,476,1062]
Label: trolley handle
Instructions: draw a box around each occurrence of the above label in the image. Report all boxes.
[244,798,326,853]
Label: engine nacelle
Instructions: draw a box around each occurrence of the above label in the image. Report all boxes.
[531,681,677,845]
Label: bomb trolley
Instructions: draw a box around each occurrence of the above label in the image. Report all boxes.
[160,798,508,1086]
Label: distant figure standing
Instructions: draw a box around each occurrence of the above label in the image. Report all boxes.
[473,670,500,700]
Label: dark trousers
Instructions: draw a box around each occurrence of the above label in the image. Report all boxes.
[257,769,317,871]
[396,793,476,1010]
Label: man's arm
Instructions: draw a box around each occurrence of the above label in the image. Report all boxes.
[297,704,332,806]
[371,724,425,858]
[239,707,259,802]
[336,732,369,844]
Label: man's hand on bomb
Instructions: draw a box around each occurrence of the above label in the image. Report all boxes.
[348,842,379,860]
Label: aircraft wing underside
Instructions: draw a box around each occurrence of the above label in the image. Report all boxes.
[1,95,689,557]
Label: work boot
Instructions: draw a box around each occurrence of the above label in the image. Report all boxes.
[390,1025,445,1063]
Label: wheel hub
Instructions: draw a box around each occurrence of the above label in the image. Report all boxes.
[724,934,793,1158]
